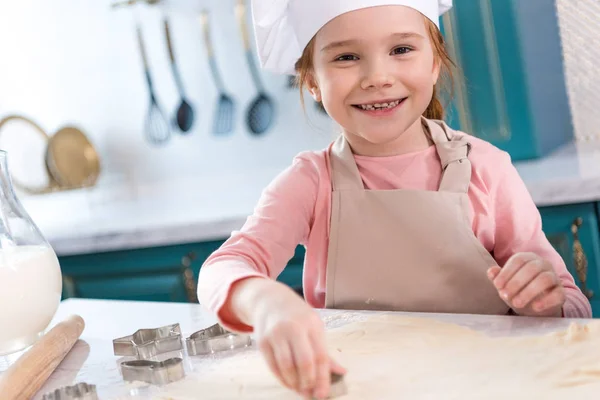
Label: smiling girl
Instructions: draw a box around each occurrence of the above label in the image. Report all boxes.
[197,1,592,398]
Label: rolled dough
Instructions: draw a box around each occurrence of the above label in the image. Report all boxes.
[158,314,600,399]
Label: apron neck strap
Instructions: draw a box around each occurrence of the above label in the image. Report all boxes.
[424,118,472,194]
[330,135,364,190]
[330,118,473,193]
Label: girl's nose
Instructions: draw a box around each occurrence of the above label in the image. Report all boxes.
[360,60,396,90]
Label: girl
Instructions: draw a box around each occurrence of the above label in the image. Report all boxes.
[198,0,592,398]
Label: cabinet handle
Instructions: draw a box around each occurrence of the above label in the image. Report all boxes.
[181,252,198,303]
[571,217,594,299]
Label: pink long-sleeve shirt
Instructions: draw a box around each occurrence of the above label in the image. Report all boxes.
[197,132,592,329]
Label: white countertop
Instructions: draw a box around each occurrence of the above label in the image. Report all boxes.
[21,139,600,257]
[1,299,594,399]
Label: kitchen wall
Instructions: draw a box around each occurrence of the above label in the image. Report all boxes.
[1,0,595,238]
[555,0,600,142]
[0,0,334,220]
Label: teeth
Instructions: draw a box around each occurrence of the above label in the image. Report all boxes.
[358,100,400,111]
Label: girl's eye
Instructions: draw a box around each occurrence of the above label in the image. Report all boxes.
[392,46,412,55]
[335,54,358,62]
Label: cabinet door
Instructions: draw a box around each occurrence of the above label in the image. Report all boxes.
[63,273,189,302]
[60,243,205,303]
[440,0,573,161]
[539,203,600,316]
[60,240,307,303]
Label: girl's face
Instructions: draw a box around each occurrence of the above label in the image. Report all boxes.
[308,6,440,152]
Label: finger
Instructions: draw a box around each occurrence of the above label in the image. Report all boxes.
[511,270,558,309]
[271,338,299,390]
[309,330,333,400]
[487,266,501,281]
[291,333,317,396]
[329,357,347,375]
[532,286,565,313]
[500,260,544,304]
[492,253,538,290]
[259,340,292,390]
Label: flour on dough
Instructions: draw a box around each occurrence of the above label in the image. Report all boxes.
[158,315,600,399]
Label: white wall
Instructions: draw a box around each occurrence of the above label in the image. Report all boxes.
[0,0,334,229]
[555,0,600,142]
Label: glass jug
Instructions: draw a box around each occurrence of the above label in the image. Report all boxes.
[0,150,62,357]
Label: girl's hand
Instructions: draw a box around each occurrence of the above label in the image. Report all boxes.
[487,252,565,317]
[250,284,346,399]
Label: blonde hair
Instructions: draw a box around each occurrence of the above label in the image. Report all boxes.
[294,16,456,120]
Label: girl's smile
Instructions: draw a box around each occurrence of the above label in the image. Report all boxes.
[351,97,407,116]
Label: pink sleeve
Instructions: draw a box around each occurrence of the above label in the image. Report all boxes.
[490,153,592,318]
[197,155,319,331]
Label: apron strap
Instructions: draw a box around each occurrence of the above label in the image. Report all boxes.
[330,119,472,193]
[425,119,472,194]
[330,135,364,191]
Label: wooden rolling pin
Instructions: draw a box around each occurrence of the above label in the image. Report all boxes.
[0,314,85,400]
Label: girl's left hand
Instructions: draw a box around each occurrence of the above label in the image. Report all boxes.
[487,252,565,317]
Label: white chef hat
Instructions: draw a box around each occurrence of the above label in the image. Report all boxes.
[251,0,453,75]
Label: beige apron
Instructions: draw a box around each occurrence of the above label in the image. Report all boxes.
[325,118,509,315]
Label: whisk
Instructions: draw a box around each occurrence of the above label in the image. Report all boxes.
[136,23,171,145]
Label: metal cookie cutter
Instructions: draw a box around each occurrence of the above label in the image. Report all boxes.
[185,323,252,356]
[327,373,348,398]
[120,357,185,385]
[42,382,98,400]
[312,373,347,399]
[113,323,182,359]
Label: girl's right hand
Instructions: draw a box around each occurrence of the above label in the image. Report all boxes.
[250,286,346,399]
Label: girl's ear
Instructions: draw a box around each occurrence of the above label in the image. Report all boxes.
[306,72,322,102]
[432,56,442,86]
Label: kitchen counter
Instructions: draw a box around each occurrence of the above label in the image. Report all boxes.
[21,139,600,256]
[3,299,595,399]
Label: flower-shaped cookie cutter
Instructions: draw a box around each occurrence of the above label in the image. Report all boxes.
[42,382,98,400]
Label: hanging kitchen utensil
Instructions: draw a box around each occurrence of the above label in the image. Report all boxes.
[286,75,297,89]
[201,9,236,135]
[136,22,171,145]
[164,17,195,133]
[45,126,101,189]
[0,115,58,194]
[111,0,160,8]
[0,116,100,194]
[235,0,275,136]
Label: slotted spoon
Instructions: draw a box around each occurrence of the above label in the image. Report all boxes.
[201,9,235,135]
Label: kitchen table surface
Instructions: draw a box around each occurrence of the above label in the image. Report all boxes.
[6,299,596,399]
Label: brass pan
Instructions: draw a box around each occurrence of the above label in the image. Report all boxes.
[0,114,100,194]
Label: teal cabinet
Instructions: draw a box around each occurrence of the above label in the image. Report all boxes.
[539,203,600,316]
[277,245,306,296]
[59,241,306,303]
[59,242,210,303]
[440,0,573,161]
[66,273,190,302]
